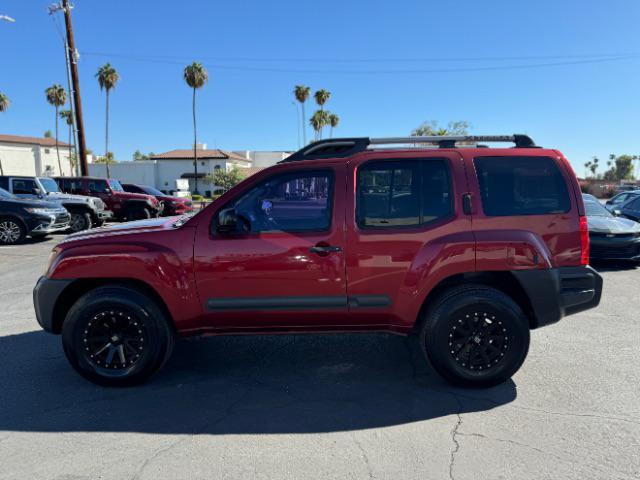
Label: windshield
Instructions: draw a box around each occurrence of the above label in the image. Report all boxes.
[38,178,61,194]
[584,200,612,217]
[0,187,16,199]
[108,179,124,191]
[141,186,165,196]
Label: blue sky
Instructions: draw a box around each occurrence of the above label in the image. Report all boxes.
[1,0,639,175]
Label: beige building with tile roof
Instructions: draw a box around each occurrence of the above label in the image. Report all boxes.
[0,134,75,177]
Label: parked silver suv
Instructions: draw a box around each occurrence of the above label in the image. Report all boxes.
[0,176,112,232]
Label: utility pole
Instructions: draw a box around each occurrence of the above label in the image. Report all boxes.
[61,0,89,175]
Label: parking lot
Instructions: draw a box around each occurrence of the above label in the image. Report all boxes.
[0,234,638,480]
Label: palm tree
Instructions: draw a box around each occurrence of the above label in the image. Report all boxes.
[294,85,311,145]
[60,109,75,174]
[328,113,339,138]
[45,84,67,175]
[310,110,328,142]
[0,92,9,113]
[183,62,209,194]
[95,63,120,178]
[313,90,331,139]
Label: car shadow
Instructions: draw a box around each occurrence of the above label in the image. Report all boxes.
[590,260,639,272]
[0,331,517,435]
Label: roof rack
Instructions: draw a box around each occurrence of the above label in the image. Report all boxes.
[280,134,538,162]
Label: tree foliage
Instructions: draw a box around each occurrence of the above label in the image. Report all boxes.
[132,150,156,161]
[0,92,9,112]
[602,154,637,181]
[411,120,470,136]
[204,166,246,193]
[94,152,117,164]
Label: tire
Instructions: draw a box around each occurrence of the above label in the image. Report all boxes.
[125,207,151,222]
[0,217,26,245]
[419,284,530,388]
[62,286,174,387]
[69,212,92,232]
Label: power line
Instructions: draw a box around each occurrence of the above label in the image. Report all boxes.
[79,51,640,75]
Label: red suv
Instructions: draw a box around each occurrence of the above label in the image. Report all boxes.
[35,135,602,387]
[55,177,162,221]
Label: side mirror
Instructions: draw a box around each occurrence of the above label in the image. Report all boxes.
[105,188,113,195]
[32,188,42,196]
[217,208,240,233]
[613,209,622,217]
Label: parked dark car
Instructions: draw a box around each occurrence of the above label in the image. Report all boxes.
[605,190,640,212]
[0,187,70,245]
[122,184,193,216]
[616,193,640,223]
[34,134,602,388]
[583,194,640,261]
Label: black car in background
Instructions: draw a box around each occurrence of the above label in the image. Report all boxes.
[605,190,640,212]
[0,187,70,245]
[616,194,640,222]
[583,194,640,261]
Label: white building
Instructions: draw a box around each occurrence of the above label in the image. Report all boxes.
[233,150,292,168]
[89,144,253,195]
[0,134,75,177]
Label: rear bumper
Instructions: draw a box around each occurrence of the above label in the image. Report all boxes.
[512,266,603,328]
[33,276,74,333]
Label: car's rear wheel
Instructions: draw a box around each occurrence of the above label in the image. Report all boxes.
[62,286,174,386]
[420,285,530,388]
[69,212,92,232]
[0,217,26,245]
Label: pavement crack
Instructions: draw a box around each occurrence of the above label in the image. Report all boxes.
[448,397,463,480]
[353,435,375,478]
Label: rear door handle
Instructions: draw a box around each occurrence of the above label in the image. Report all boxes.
[309,245,342,254]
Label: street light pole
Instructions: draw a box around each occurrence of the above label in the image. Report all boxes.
[61,0,89,176]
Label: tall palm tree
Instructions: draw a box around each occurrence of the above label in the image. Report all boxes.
[0,92,9,112]
[313,89,331,139]
[45,84,67,175]
[328,113,339,138]
[183,62,209,194]
[60,109,75,174]
[310,110,328,142]
[95,63,120,178]
[294,85,311,145]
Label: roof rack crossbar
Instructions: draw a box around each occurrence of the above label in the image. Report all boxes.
[279,134,537,163]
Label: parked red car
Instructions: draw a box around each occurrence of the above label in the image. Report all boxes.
[55,177,162,221]
[35,135,602,387]
[122,184,193,216]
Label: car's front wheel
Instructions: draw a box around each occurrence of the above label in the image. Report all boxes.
[69,212,92,232]
[420,284,530,388]
[0,217,26,245]
[62,286,174,386]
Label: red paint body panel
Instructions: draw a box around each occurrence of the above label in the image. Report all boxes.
[44,147,587,337]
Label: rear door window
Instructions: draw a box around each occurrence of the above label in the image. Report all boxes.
[474,156,571,216]
[357,159,452,228]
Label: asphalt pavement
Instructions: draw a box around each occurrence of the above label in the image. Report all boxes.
[0,234,638,480]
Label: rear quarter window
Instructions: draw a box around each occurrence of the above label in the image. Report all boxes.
[474,156,571,216]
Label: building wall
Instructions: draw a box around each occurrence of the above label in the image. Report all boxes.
[0,142,74,177]
[233,150,290,168]
[89,158,250,194]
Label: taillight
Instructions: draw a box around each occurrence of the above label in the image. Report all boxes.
[579,215,590,265]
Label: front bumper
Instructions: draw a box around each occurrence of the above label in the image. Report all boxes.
[29,213,71,235]
[33,276,74,333]
[512,266,603,329]
[96,209,113,221]
[589,234,640,261]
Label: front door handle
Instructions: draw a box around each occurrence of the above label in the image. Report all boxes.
[309,245,342,254]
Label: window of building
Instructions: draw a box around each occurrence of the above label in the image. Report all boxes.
[474,156,571,216]
[356,159,452,228]
[218,170,333,233]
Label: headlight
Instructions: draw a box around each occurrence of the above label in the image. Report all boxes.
[25,207,57,215]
